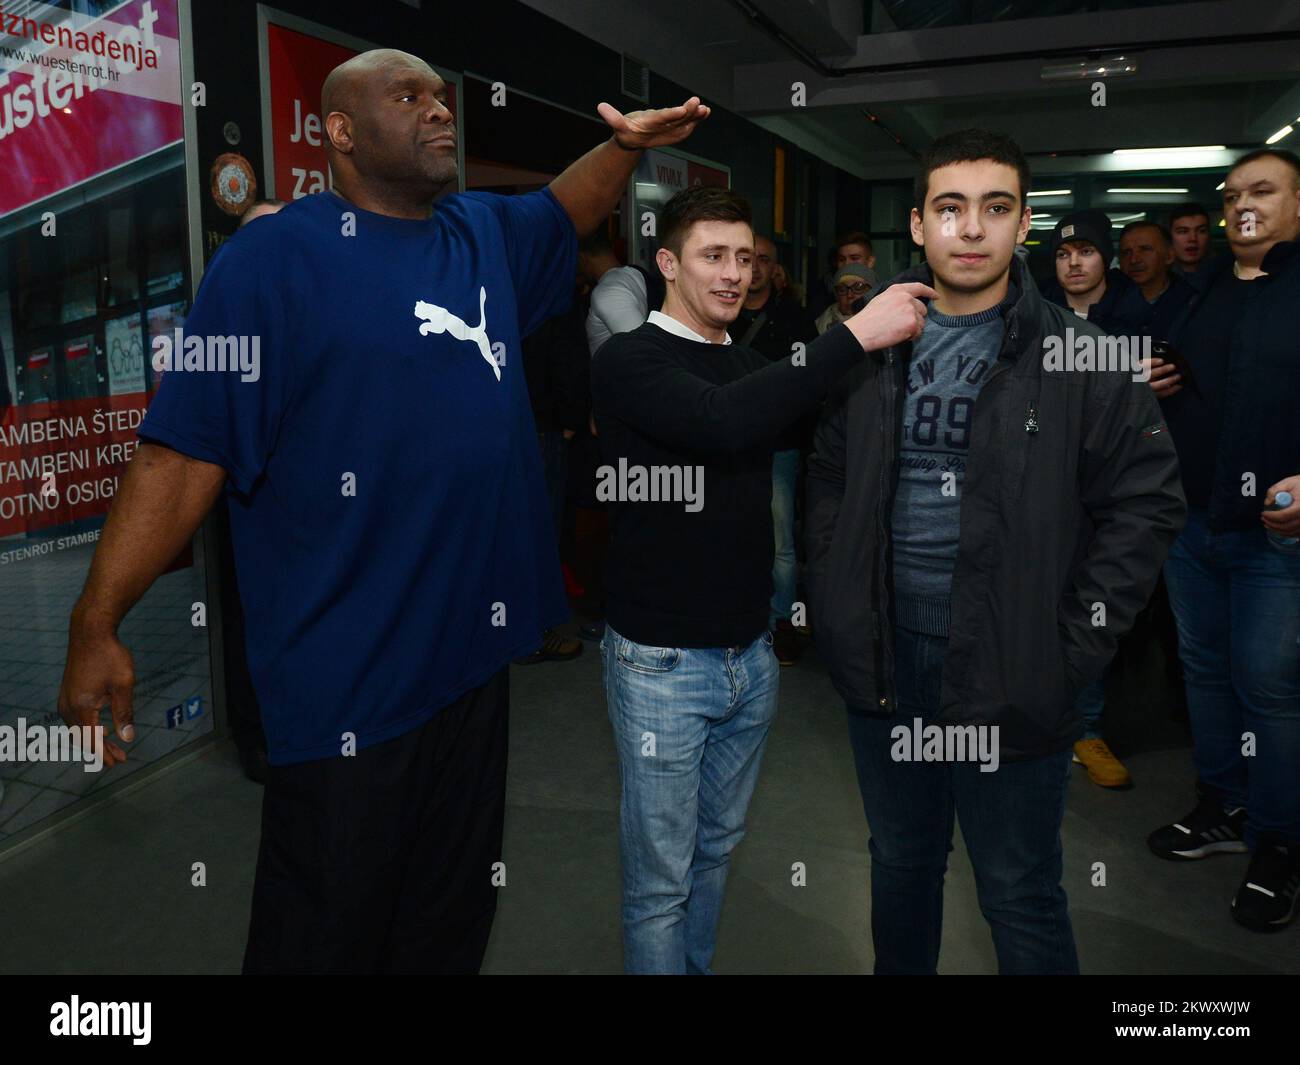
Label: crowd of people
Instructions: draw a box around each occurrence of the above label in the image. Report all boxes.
[528,138,1300,974]
[54,45,1299,975]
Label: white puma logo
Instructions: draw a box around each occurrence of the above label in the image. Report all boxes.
[413,287,500,381]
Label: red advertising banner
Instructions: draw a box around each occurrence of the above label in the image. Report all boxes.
[0,0,184,217]
[264,19,459,201]
[0,394,148,538]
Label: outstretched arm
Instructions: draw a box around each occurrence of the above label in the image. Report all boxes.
[592,283,933,454]
[550,97,710,238]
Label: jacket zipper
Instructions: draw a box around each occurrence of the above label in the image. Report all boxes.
[872,348,899,710]
[942,322,1019,665]
[870,286,1022,711]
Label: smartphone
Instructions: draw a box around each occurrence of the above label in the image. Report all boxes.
[1151,339,1198,396]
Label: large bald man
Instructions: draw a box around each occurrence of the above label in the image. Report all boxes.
[57,49,708,974]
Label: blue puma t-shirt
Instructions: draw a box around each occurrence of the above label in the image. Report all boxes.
[140,186,576,764]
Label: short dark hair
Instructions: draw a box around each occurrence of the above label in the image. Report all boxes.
[1228,147,1300,186]
[913,128,1031,211]
[835,230,873,255]
[1169,203,1209,228]
[1119,220,1172,247]
[660,185,752,258]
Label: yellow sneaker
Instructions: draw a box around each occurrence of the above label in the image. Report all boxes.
[1073,739,1131,788]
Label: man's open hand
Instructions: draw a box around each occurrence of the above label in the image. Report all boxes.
[597,96,711,150]
[58,615,135,769]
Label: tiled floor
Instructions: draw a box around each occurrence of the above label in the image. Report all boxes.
[0,535,213,841]
[0,622,1294,974]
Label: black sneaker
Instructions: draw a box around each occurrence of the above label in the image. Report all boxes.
[1232,844,1300,932]
[1148,796,1248,861]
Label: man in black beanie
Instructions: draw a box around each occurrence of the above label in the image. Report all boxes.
[1040,209,1134,332]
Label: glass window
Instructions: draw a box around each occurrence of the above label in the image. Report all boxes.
[1,0,211,845]
[105,206,139,310]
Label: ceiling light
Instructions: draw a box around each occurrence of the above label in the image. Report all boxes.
[1265,125,1294,144]
[1216,181,1225,190]
[1113,146,1225,155]
[1041,56,1137,81]
[1027,190,1071,198]
[1106,187,1188,194]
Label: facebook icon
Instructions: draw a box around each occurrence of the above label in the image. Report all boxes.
[164,704,184,728]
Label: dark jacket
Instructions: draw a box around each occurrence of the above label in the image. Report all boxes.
[1041,268,1195,342]
[1164,239,1300,530]
[1111,274,1196,341]
[1039,267,1137,334]
[806,257,1187,761]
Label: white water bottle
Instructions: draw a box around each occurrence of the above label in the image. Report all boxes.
[1265,490,1300,554]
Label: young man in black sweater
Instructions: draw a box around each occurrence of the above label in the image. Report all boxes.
[591,185,933,973]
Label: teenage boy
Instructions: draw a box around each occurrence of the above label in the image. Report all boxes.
[591,185,933,974]
[806,129,1186,974]
[1040,209,1135,332]
[1169,203,1213,282]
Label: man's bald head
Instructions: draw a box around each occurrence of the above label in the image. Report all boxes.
[321,48,457,215]
[320,49,433,119]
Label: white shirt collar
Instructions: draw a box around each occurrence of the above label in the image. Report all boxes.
[647,310,732,345]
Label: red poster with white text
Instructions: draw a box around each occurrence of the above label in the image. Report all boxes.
[0,0,183,217]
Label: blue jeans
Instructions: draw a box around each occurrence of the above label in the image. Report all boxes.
[769,448,799,625]
[1163,508,1300,847]
[1075,665,1110,740]
[846,627,1078,975]
[601,624,780,974]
